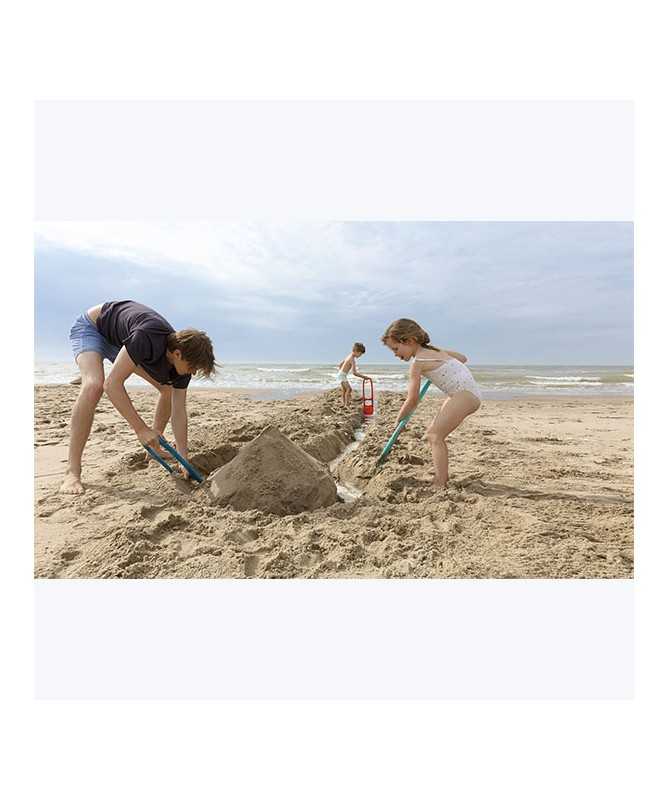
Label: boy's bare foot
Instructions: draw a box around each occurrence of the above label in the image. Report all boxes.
[60,471,85,494]
[432,478,448,489]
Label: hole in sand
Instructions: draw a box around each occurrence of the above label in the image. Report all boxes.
[189,443,239,476]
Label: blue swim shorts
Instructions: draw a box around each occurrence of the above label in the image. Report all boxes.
[69,312,121,363]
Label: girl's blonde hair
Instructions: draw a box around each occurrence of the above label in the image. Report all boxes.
[381,318,440,351]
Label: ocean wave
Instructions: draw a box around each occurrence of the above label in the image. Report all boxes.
[528,379,604,386]
[33,361,634,398]
[525,375,602,383]
[256,367,311,373]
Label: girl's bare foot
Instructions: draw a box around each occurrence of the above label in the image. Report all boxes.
[60,471,85,494]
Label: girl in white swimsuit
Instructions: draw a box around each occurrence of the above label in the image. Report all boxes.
[382,318,482,487]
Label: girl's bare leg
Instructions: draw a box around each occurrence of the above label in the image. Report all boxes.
[425,391,481,487]
[60,351,105,494]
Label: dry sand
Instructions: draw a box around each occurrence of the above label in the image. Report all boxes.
[34,385,634,579]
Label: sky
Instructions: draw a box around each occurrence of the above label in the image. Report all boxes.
[34,221,633,364]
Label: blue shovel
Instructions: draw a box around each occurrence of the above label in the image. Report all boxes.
[376,379,432,466]
[144,435,204,483]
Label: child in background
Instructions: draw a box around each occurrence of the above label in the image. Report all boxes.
[381,318,481,487]
[336,342,370,407]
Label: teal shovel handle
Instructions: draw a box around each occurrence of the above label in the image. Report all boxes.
[143,438,204,483]
[143,444,175,474]
[376,379,432,465]
[158,436,204,483]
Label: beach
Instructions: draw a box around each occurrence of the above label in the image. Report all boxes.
[34,384,634,579]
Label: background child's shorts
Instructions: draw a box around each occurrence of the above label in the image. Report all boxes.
[69,312,121,363]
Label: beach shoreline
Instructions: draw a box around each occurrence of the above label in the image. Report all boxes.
[34,385,634,579]
[34,360,635,401]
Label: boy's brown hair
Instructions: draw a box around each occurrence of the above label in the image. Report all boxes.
[353,342,366,354]
[167,329,217,377]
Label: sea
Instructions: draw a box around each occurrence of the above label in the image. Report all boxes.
[34,362,634,401]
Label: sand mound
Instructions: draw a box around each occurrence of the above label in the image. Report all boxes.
[207,425,338,515]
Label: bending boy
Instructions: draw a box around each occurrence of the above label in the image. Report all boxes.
[61,300,216,494]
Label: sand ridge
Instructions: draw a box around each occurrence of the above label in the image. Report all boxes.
[34,385,634,579]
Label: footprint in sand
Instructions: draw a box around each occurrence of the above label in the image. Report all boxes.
[244,554,260,577]
[297,552,322,570]
[242,547,274,577]
[228,528,260,545]
[455,477,630,506]
[124,452,150,471]
[139,504,166,521]
[147,512,188,542]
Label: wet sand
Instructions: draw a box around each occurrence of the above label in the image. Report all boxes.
[34,385,634,578]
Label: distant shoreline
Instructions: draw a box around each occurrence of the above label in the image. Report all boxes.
[33,361,635,401]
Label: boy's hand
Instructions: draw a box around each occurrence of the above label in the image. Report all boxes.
[137,426,164,453]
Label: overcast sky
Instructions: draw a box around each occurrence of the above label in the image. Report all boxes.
[34,221,633,364]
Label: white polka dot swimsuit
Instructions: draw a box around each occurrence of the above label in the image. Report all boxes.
[414,355,482,401]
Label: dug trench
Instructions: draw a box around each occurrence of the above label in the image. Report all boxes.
[34,386,634,579]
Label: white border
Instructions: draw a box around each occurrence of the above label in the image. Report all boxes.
[36,579,632,699]
[6,0,666,792]
[35,100,632,220]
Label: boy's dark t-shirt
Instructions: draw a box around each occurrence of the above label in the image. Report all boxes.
[96,300,191,389]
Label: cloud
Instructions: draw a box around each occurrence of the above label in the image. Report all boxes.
[34,221,633,363]
[34,221,455,306]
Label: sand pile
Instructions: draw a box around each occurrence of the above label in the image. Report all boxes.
[207,425,338,515]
